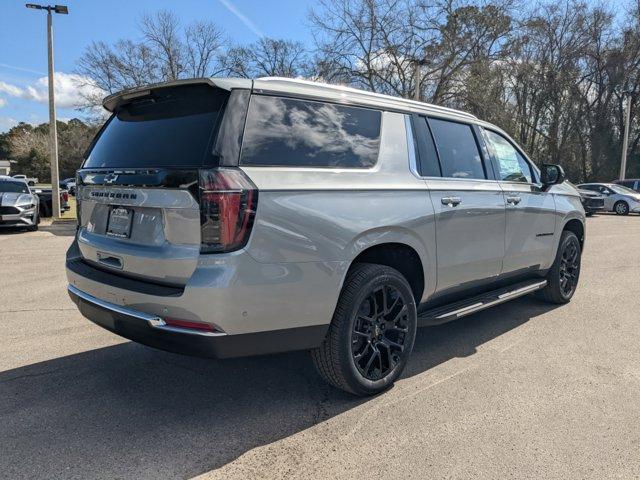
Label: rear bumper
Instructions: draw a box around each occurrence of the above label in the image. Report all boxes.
[66,239,341,358]
[68,284,328,358]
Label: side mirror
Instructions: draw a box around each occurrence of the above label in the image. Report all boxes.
[540,164,565,189]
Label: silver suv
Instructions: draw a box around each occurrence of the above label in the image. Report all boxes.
[66,77,585,396]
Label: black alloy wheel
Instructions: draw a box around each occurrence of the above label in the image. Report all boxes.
[558,235,580,298]
[311,263,417,396]
[351,284,410,381]
[539,230,581,304]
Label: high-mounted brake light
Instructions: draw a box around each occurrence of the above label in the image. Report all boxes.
[199,168,258,253]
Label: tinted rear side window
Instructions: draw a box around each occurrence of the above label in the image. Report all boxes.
[84,85,228,169]
[428,118,485,180]
[240,95,381,168]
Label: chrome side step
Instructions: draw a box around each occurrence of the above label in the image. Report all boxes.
[418,279,547,326]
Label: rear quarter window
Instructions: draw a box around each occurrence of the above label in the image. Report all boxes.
[240,95,381,168]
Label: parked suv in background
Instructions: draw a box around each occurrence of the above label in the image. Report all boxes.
[66,78,585,396]
[578,182,640,215]
[614,178,640,193]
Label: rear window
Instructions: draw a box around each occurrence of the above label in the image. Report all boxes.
[84,85,228,169]
[240,95,381,168]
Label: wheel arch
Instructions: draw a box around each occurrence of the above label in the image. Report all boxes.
[562,218,585,249]
[347,242,425,303]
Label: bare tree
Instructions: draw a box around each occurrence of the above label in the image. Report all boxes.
[185,21,227,78]
[310,0,512,101]
[222,38,309,78]
[77,10,227,103]
[139,10,185,81]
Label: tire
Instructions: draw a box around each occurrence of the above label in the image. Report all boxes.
[614,201,629,215]
[311,263,417,396]
[539,230,581,304]
[40,203,51,218]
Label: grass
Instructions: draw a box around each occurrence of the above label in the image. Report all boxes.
[60,196,77,220]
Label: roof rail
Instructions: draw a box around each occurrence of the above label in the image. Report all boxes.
[257,76,478,120]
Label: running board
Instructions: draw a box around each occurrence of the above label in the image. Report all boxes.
[418,279,547,327]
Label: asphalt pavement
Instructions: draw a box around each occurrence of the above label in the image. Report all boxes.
[1,215,639,479]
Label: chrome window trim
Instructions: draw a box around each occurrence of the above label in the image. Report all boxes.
[405,114,421,179]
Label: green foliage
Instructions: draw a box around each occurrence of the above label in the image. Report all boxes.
[0,119,100,181]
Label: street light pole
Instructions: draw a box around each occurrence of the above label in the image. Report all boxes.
[619,92,632,181]
[46,8,60,218]
[26,3,68,219]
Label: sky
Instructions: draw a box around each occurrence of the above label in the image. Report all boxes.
[0,0,316,132]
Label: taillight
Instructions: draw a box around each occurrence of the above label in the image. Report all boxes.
[62,191,69,202]
[75,173,81,228]
[198,168,258,253]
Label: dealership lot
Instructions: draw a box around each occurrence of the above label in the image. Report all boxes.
[1,215,640,479]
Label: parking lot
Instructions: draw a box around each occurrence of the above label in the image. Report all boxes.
[1,214,639,479]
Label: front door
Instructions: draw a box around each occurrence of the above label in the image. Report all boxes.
[482,129,556,274]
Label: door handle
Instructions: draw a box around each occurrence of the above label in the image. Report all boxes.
[441,196,462,207]
[506,195,522,205]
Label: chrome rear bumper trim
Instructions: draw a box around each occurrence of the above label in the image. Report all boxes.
[68,284,226,337]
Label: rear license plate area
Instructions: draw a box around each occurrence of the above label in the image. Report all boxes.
[106,207,133,238]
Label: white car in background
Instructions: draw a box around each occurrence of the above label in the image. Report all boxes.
[12,174,38,186]
[578,183,640,215]
[0,176,40,230]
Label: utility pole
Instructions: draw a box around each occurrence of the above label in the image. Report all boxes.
[619,92,633,181]
[413,59,428,102]
[26,3,68,219]
[414,62,421,101]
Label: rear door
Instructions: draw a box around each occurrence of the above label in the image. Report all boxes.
[414,116,506,294]
[482,128,556,274]
[76,84,232,286]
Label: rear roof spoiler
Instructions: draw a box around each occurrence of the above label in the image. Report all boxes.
[102,77,253,112]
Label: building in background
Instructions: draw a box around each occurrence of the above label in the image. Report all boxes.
[0,160,12,176]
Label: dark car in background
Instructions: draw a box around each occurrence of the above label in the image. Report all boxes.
[576,185,605,216]
[34,187,70,217]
